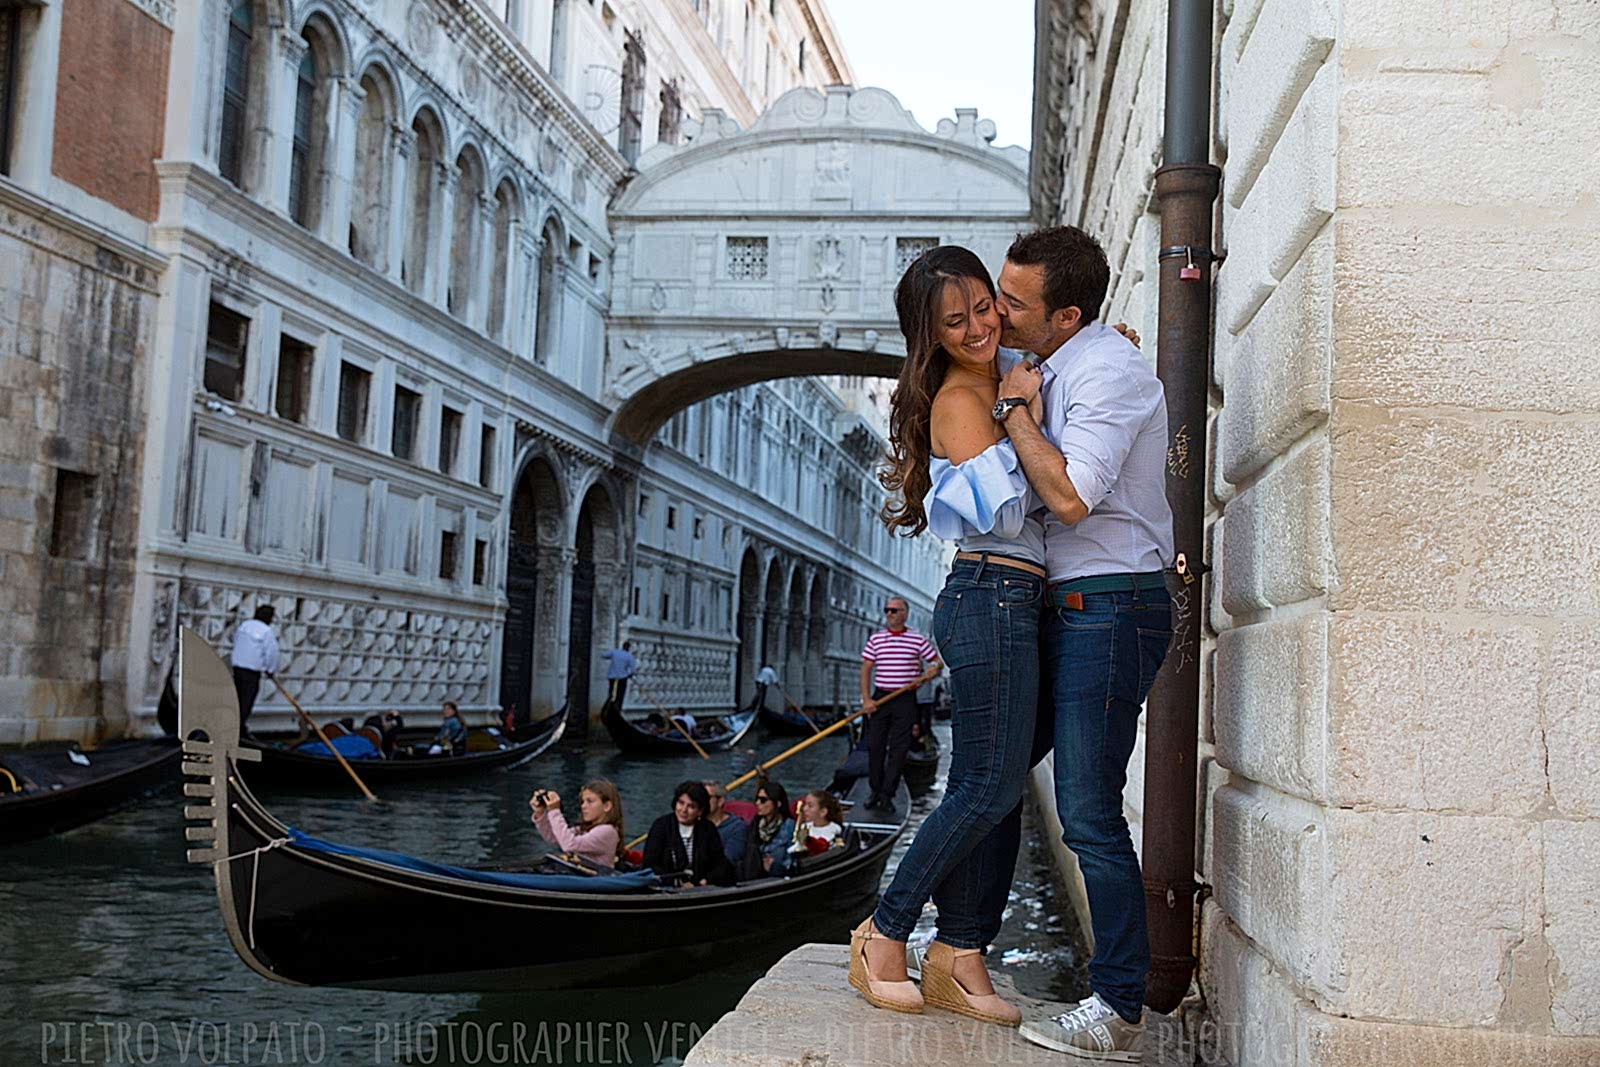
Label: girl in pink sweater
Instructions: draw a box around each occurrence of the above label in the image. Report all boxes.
[530,778,625,868]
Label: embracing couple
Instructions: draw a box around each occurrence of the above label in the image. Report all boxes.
[848,226,1173,1063]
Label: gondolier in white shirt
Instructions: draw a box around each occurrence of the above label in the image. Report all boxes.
[600,641,637,710]
[752,663,779,711]
[859,598,942,810]
[230,605,281,731]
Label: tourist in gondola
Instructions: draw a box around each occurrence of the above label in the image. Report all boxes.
[428,700,468,755]
[744,781,795,878]
[789,790,845,854]
[847,244,1049,1023]
[530,779,625,869]
[361,709,404,758]
[640,780,735,887]
[703,779,748,866]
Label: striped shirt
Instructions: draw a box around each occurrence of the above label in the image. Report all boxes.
[861,628,938,689]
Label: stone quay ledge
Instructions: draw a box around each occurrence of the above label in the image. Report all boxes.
[685,943,1187,1067]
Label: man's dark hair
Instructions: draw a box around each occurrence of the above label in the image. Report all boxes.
[1006,226,1110,324]
[443,700,459,713]
[623,640,632,651]
[253,604,276,624]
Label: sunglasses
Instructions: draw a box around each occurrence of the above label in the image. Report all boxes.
[755,795,772,802]
[884,606,905,614]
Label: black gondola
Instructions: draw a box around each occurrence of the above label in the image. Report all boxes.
[177,629,907,991]
[600,700,756,754]
[757,703,850,736]
[835,711,942,793]
[1,739,180,845]
[238,714,565,786]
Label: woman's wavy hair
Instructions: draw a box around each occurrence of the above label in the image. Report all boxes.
[880,245,998,536]
[578,778,625,859]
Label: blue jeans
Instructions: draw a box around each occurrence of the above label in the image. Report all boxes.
[967,582,1172,1021]
[872,556,1043,948]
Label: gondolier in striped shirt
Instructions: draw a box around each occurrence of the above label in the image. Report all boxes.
[859,597,942,810]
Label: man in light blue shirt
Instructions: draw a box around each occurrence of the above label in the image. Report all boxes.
[986,226,1175,1060]
[600,641,637,710]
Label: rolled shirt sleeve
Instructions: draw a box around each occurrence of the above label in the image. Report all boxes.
[1059,362,1163,513]
[923,441,1034,541]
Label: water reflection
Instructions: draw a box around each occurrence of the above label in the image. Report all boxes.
[0,723,1085,1066]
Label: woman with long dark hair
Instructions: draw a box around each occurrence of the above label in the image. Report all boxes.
[742,780,795,878]
[848,245,1047,1024]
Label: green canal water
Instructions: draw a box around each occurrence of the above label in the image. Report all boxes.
[0,722,1087,1066]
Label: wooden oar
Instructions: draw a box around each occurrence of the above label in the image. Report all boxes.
[275,681,379,803]
[778,688,822,734]
[619,677,929,850]
[631,680,711,760]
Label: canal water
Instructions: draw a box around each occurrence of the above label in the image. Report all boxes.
[0,721,1087,1066]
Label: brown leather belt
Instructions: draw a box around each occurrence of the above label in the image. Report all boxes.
[953,552,1048,579]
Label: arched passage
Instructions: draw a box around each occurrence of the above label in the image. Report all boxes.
[807,571,828,709]
[499,454,563,722]
[736,547,761,707]
[568,481,622,731]
[758,559,784,708]
[785,568,807,708]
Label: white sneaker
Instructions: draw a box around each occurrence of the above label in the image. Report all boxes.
[1018,993,1144,1062]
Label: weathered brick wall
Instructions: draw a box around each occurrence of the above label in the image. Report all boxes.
[0,195,160,744]
[1035,0,1600,1060]
[51,0,171,221]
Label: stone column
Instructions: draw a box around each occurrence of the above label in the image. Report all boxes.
[384,123,414,286]
[510,225,539,358]
[530,545,575,721]
[428,161,459,310]
[471,193,496,332]
[324,75,364,249]
[266,29,308,213]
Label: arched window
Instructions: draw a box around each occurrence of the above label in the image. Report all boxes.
[402,110,441,295]
[218,1,254,186]
[349,68,393,267]
[448,149,483,318]
[287,43,318,226]
[534,219,562,364]
[488,181,516,341]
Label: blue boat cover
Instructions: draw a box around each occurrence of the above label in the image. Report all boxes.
[295,735,380,759]
[286,828,658,893]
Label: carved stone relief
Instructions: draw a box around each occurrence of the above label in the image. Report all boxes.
[163,578,494,710]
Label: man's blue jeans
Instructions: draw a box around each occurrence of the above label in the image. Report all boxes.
[969,582,1172,1022]
[872,555,1043,947]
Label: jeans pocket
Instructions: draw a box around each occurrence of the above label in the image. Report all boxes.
[998,576,1043,608]
[1135,625,1173,702]
[932,590,962,650]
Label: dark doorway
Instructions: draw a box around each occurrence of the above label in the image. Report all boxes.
[501,479,539,724]
[565,505,595,740]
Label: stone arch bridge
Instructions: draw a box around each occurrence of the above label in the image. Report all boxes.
[604,85,1032,446]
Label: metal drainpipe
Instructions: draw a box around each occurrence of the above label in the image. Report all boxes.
[1145,0,1221,1015]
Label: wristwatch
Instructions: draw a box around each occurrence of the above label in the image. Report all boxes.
[992,396,1028,423]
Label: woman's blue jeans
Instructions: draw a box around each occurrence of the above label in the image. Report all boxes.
[871,555,1043,948]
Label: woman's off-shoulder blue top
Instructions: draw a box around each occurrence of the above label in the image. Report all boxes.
[922,440,1045,565]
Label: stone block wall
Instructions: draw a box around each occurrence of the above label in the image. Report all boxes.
[1032,0,1600,1060]
[0,190,161,745]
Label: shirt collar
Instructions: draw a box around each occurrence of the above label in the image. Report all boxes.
[1037,322,1105,383]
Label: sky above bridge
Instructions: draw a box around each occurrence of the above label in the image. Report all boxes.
[829,0,1036,150]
